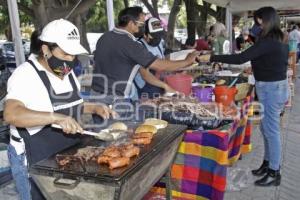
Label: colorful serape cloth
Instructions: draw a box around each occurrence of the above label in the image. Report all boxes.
[145,96,253,200]
[171,130,228,200]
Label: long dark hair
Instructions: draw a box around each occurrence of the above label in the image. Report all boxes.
[256,7,283,42]
[30,29,58,57]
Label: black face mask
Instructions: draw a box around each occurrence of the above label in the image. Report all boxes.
[47,55,77,77]
[134,25,145,39]
[148,36,162,47]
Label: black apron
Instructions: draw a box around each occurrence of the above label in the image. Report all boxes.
[16,60,83,166]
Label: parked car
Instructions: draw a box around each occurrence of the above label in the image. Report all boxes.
[0,42,16,69]
[0,41,30,70]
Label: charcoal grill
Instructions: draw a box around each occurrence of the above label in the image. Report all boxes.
[30,124,186,200]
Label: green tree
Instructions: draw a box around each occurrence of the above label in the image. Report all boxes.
[0,0,97,52]
[86,0,126,33]
[0,0,32,40]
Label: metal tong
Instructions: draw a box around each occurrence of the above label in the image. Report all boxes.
[51,124,114,141]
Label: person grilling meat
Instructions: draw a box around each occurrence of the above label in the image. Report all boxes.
[4,19,116,200]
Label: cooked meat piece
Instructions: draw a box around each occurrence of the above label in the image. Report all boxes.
[102,148,121,158]
[97,155,111,164]
[132,137,152,145]
[133,132,153,139]
[57,158,71,166]
[108,157,130,170]
[74,146,103,162]
[123,143,134,149]
[56,155,79,167]
[121,146,140,158]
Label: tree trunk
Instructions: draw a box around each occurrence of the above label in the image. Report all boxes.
[166,0,182,50]
[151,0,159,18]
[140,0,159,18]
[184,0,197,43]
[73,14,91,54]
[32,0,49,28]
[196,1,209,37]
[4,26,12,41]
[216,7,226,24]
[123,0,129,8]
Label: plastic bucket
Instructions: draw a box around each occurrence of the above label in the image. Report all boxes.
[214,86,237,106]
[165,74,193,95]
[192,86,214,102]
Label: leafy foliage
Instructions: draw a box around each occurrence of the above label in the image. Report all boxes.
[86,0,126,32]
[0,0,32,35]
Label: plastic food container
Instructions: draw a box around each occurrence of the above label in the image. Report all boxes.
[165,74,193,95]
[192,86,214,102]
[214,86,237,106]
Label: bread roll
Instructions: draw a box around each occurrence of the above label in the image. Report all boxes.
[109,122,128,131]
[143,118,168,129]
[135,125,157,134]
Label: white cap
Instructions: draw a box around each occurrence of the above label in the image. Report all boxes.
[147,18,164,34]
[39,19,88,55]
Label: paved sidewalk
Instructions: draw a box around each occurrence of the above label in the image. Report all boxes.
[225,78,300,200]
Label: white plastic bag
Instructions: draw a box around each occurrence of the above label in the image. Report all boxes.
[226,167,254,191]
[0,144,9,173]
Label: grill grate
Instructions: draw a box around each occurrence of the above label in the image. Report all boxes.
[30,124,187,183]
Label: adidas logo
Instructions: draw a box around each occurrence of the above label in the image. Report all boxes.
[67,29,79,40]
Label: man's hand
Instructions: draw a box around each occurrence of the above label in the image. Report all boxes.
[94,105,118,120]
[185,51,200,66]
[244,67,252,74]
[198,54,211,63]
[83,103,118,119]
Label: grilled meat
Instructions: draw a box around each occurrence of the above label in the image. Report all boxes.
[75,146,103,162]
[102,146,122,158]
[108,157,130,170]
[132,137,152,145]
[97,155,111,164]
[133,132,153,139]
[121,146,140,158]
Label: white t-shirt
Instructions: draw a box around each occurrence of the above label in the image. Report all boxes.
[6,54,81,154]
[289,29,300,44]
